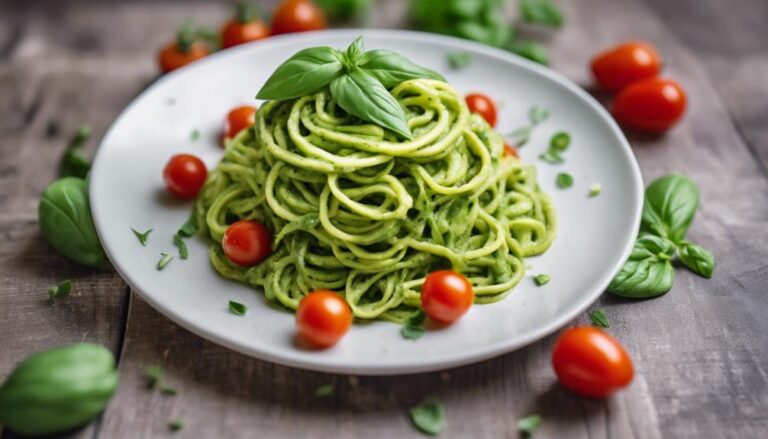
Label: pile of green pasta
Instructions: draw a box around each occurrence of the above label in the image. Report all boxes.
[195,78,556,323]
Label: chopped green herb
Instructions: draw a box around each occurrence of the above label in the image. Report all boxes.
[58,125,92,179]
[550,132,570,152]
[410,401,445,436]
[521,0,564,27]
[533,274,550,286]
[131,228,152,246]
[169,418,184,432]
[589,183,602,197]
[191,129,200,141]
[229,300,247,316]
[508,126,532,147]
[315,383,334,398]
[538,150,564,164]
[173,234,188,260]
[447,51,472,70]
[508,40,549,65]
[157,253,173,271]
[144,365,165,389]
[529,106,550,125]
[160,386,177,396]
[48,279,73,300]
[177,218,199,238]
[589,309,609,328]
[517,414,542,437]
[401,310,426,340]
[556,172,573,189]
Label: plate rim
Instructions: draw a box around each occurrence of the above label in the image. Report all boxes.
[90,29,643,375]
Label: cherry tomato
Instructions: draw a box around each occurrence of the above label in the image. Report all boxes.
[503,143,519,158]
[465,93,497,127]
[552,326,634,398]
[158,41,209,73]
[221,3,269,49]
[612,78,686,133]
[271,0,327,35]
[222,220,272,266]
[421,270,474,324]
[296,290,352,347]
[224,105,258,142]
[163,154,207,199]
[591,41,662,92]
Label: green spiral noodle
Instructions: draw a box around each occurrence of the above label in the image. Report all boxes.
[195,78,556,323]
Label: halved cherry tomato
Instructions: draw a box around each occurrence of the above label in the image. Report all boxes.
[224,105,258,141]
[612,78,686,133]
[421,270,474,324]
[296,290,352,347]
[552,326,634,397]
[504,143,519,158]
[163,154,207,199]
[465,93,497,127]
[158,41,209,73]
[271,0,327,35]
[591,41,662,92]
[221,3,269,48]
[222,220,272,266]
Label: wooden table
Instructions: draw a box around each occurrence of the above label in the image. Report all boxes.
[1,0,766,437]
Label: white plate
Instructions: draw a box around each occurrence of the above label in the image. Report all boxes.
[90,30,642,375]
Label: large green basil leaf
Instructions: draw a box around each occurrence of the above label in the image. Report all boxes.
[330,69,412,139]
[360,50,444,88]
[39,177,109,269]
[256,47,344,100]
[678,241,716,279]
[607,234,676,298]
[641,174,699,242]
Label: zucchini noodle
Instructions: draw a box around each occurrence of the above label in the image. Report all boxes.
[195,79,556,323]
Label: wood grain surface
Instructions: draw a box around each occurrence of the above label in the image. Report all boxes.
[0,1,766,438]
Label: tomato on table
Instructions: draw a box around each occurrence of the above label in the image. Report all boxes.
[271,0,327,35]
[612,77,686,133]
[421,270,474,324]
[224,105,258,142]
[552,326,634,397]
[158,24,210,73]
[221,2,269,48]
[222,220,272,266]
[465,93,497,127]
[503,143,519,158]
[162,154,207,199]
[296,290,352,347]
[591,41,662,92]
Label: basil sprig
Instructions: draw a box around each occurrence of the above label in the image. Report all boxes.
[256,37,444,139]
[608,175,716,298]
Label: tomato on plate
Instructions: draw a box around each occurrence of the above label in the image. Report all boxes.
[224,105,258,142]
[222,220,272,266]
[612,78,686,133]
[221,3,269,48]
[503,143,519,158]
[421,270,474,324]
[591,41,662,92]
[552,326,634,397]
[465,93,497,127]
[296,290,352,347]
[158,25,210,73]
[271,0,327,35]
[162,154,207,199]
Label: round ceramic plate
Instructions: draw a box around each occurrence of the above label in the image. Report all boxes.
[90,30,642,375]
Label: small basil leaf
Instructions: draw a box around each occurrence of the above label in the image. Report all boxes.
[38,177,109,269]
[410,401,445,436]
[517,414,542,437]
[521,0,565,28]
[556,172,573,189]
[456,20,511,48]
[48,279,73,300]
[588,309,609,328]
[228,300,247,316]
[401,310,426,340]
[360,49,444,88]
[314,383,334,397]
[330,69,412,139]
[345,36,365,66]
[58,126,92,179]
[508,40,550,65]
[641,174,699,242]
[678,242,715,278]
[529,106,550,125]
[447,52,472,70]
[607,235,676,298]
[256,47,344,100]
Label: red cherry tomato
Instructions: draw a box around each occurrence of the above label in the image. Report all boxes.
[222,220,272,266]
[222,19,269,49]
[296,290,352,347]
[271,0,327,35]
[163,154,207,199]
[591,41,662,92]
[465,93,497,127]
[552,326,634,398]
[158,41,209,73]
[612,78,686,133]
[503,143,519,158]
[421,270,474,324]
[224,106,258,141]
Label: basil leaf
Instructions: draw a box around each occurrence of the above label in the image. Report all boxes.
[641,174,699,242]
[360,49,444,88]
[330,69,412,139]
[508,126,531,147]
[314,383,334,397]
[589,183,602,197]
[256,47,344,100]
[39,177,109,269]
[173,234,188,260]
[160,386,177,396]
[48,279,73,300]
[607,234,676,298]
[456,20,511,48]
[345,36,365,66]
[190,129,200,141]
[401,310,426,340]
[508,40,550,65]
[229,300,247,316]
[589,309,609,328]
[556,172,573,189]
[58,126,92,179]
[315,0,371,21]
[169,418,184,432]
[521,0,565,27]
[144,365,165,389]
[177,217,199,238]
[517,414,542,436]
[157,253,173,270]
[678,242,715,278]
[550,132,570,152]
[447,52,472,70]
[529,106,550,125]
[538,150,563,164]
[410,401,445,436]
[533,274,550,286]
[131,228,152,246]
